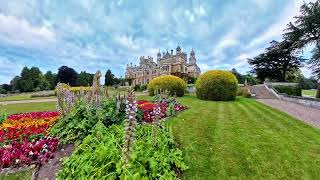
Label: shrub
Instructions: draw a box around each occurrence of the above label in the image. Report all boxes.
[30,91,56,98]
[134,84,141,91]
[196,70,238,101]
[49,99,125,144]
[238,87,251,98]
[0,88,6,94]
[148,75,186,97]
[140,84,148,91]
[273,85,302,96]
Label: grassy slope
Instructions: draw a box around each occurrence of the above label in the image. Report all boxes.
[167,96,320,179]
[0,94,56,102]
[302,90,317,97]
[1,102,56,115]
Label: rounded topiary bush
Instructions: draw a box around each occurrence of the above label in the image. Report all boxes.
[148,75,186,97]
[196,70,238,101]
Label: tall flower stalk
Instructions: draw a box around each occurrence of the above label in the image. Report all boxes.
[122,89,137,165]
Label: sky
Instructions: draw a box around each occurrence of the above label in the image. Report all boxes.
[0,0,316,84]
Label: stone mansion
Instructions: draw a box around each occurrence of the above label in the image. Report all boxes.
[125,45,201,86]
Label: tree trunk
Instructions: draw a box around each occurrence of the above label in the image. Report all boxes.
[316,82,320,99]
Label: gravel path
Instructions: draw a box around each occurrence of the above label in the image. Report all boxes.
[257,99,320,128]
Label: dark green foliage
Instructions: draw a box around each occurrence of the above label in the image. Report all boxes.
[242,74,257,85]
[57,66,78,86]
[134,84,141,91]
[284,1,320,97]
[140,84,147,91]
[0,84,12,92]
[248,40,304,82]
[196,70,238,101]
[299,77,318,89]
[49,99,125,144]
[0,88,6,94]
[76,71,94,86]
[105,69,115,86]
[57,122,187,179]
[44,71,58,89]
[274,85,302,96]
[231,68,245,84]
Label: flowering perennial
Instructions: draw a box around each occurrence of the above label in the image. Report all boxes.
[137,100,186,122]
[0,138,58,168]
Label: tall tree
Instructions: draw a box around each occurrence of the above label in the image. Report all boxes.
[10,76,21,92]
[57,66,78,86]
[19,67,43,92]
[44,71,58,89]
[284,0,320,97]
[248,40,304,82]
[231,68,244,84]
[77,71,94,86]
[104,69,115,86]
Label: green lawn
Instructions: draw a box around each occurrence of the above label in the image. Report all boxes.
[1,102,56,115]
[167,96,320,179]
[302,89,317,97]
[0,94,56,102]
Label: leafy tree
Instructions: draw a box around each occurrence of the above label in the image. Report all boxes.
[57,66,78,86]
[125,77,134,86]
[285,69,304,83]
[231,68,244,84]
[105,69,115,86]
[18,67,43,92]
[0,84,12,92]
[284,0,320,97]
[77,71,94,86]
[248,40,305,82]
[44,71,58,89]
[242,74,257,85]
[299,77,318,89]
[10,76,21,92]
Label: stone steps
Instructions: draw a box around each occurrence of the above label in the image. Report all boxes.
[250,85,277,99]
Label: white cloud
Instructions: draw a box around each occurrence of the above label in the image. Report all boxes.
[199,63,209,71]
[247,0,314,49]
[0,56,23,84]
[234,48,265,68]
[211,30,239,58]
[0,13,56,48]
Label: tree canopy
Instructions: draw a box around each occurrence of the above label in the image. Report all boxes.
[248,40,305,82]
[57,66,78,86]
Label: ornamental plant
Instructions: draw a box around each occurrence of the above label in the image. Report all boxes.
[0,138,58,168]
[57,123,187,179]
[148,75,186,97]
[196,70,238,101]
[122,89,138,165]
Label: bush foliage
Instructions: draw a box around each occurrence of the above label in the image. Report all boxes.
[148,75,186,97]
[196,70,238,101]
[273,85,302,96]
[238,87,251,98]
[57,122,187,179]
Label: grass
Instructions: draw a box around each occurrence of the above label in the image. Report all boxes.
[0,168,33,180]
[166,96,320,179]
[302,89,317,97]
[1,102,56,115]
[0,94,56,102]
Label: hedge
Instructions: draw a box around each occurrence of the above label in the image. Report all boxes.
[196,70,238,101]
[273,85,302,96]
[148,75,186,97]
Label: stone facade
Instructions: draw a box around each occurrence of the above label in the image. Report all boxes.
[125,45,201,86]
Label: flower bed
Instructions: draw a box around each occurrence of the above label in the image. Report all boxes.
[0,111,60,169]
[0,111,60,143]
[0,138,58,168]
[137,99,186,122]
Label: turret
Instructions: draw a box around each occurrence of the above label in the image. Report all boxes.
[176,44,181,54]
[189,48,196,64]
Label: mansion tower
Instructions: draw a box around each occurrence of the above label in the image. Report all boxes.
[125,45,201,86]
